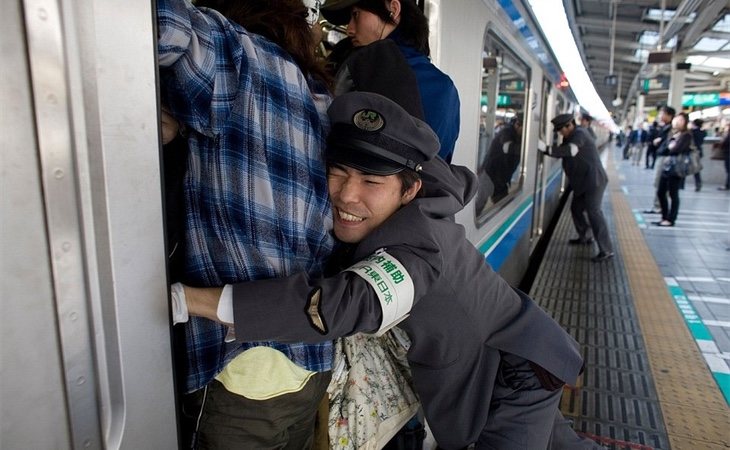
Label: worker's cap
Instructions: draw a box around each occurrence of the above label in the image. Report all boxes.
[321,0,360,25]
[581,113,593,122]
[327,91,440,175]
[551,113,575,130]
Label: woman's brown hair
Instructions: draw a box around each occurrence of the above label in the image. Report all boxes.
[197,0,332,90]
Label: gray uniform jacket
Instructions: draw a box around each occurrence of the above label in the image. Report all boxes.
[547,127,608,196]
[231,158,584,448]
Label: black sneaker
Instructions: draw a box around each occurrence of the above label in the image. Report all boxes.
[591,251,615,262]
[568,238,593,245]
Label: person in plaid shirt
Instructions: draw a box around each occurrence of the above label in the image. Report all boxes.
[157,0,336,447]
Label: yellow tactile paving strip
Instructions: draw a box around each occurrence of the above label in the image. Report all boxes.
[607,159,730,449]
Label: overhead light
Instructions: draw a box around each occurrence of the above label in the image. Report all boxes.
[612,98,623,107]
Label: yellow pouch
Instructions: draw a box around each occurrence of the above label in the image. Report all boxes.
[215,347,314,400]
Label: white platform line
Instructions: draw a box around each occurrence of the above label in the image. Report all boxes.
[673,276,717,283]
[687,295,730,305]
[703,320,730,328]
[703,352,730,375]
[650,226,728,234]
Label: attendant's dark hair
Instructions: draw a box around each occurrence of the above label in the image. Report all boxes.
[353,0,430,56]
[196,0,332,89]
[397,169,422,196]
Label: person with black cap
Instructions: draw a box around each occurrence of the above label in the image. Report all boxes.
[172,92,604,449]
[544,113,614,262]
[321,0,461,163]
[478,115,523,208]
[580,113,596,141]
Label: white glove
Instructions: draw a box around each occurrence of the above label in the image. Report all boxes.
[171,282,188,325]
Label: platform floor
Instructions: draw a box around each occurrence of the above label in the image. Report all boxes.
[529,143,730,449]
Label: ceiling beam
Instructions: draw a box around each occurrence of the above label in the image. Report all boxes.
[680,0,728,48]
[575,16,660,33]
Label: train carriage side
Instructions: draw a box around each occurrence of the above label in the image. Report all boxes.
[433,0,574,285]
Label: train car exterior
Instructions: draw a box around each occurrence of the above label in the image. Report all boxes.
[2,0,606,447]
[434,0,591,285]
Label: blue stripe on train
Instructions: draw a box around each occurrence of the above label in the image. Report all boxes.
[479,169,562,271]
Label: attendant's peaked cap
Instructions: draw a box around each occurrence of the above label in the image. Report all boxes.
[327,91,440,175]
[551,113,575,129]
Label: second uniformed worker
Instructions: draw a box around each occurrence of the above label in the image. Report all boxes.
[544,113,614,262]
[175,92,599,449]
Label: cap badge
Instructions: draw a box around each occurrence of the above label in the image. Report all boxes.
[353,109,385,132]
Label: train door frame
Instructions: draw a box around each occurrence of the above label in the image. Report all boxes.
[530,77,554,248]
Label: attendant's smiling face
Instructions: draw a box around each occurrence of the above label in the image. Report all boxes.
[327,163,420,243]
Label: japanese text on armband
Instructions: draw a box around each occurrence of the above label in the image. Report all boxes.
[345,249,415,335]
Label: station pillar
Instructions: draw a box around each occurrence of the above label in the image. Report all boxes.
[668,54,687,112]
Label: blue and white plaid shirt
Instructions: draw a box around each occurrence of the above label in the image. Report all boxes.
[158,0,335,393]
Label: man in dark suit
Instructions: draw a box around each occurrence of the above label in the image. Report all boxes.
[543,113,614,262]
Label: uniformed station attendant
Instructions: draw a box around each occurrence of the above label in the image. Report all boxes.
[173,92,602,449]
[543,113,614,262]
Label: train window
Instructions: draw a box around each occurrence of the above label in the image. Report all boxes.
[474,31,530,223]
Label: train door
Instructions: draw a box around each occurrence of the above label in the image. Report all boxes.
[2,0,177,448]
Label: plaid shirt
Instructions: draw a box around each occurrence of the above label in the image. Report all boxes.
[158,0,335,392]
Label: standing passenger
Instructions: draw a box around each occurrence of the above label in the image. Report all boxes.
[321,0,461,163]
[690,118,706,191]
[653,113,692,227]
[158,0,336,447]
[580,113,597,141]
[719,123,730,191]
[643,106,676,214]
[544,114,614,262]
[174,91,600,450]
[645,121,660,169]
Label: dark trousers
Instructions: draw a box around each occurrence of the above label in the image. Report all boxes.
[181,371,331,450]
[657,175,681,223]
[645,147,656,168]
[570,187,613,254]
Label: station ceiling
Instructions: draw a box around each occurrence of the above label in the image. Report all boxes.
[565,0,730,120]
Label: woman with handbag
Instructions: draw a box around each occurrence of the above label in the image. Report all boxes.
[654,112,692,227]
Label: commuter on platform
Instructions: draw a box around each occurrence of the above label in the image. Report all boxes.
[321,0,461,163]
[643,106,676,215]
[622,125,633,160]
[653,112,693,227]
[645,121,660,169]
[543,113,614,262]
[629,124,647,166]
[173,91,603,450]
[158,0,337,447]
[718,123,730,191]
[690,118,706,191]
[580,113,597,141]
